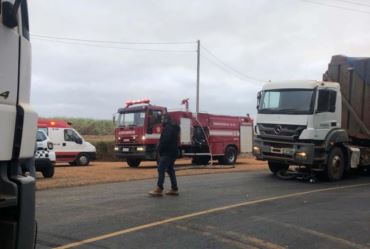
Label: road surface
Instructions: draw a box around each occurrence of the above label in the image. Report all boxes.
[36,171,370,249]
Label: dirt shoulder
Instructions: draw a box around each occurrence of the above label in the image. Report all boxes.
[36,157,267,190]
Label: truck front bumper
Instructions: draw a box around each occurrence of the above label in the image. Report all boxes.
[114,144,157,160]
[253,137,325,169]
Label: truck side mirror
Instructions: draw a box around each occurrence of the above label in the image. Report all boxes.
[2,0,23,28]
[256,91,262,109]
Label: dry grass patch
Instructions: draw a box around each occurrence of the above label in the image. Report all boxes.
[36,157,267,190]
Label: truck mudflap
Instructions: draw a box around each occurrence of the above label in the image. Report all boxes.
[253,137,326,168]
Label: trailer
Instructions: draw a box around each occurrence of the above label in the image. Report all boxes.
[114,99,253,167]
[253,55,370,181]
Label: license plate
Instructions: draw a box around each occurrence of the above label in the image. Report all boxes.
[270,147,283,154]
[122,148,129,152]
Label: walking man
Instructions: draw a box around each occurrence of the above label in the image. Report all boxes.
[149,114,180,197]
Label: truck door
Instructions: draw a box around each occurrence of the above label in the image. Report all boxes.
[0,0,20,161]
[313,89,340,139]
[1,1,37,249]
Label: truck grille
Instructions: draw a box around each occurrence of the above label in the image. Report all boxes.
[258,123,306,141]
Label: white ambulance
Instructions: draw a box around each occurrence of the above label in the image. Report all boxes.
[37,119,97,166]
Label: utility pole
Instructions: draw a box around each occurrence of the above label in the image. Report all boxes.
[196,40,200,116]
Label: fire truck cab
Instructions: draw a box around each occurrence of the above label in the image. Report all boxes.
[38,119,97,166]
[114,99,166,167]
[114,99,254,167]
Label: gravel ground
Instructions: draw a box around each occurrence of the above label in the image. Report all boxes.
[35,156,267,190]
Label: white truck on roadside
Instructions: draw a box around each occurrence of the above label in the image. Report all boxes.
[0,0,38,248]
[253,56,370,180]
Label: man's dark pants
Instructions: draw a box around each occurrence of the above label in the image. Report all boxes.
[157,156,178,190]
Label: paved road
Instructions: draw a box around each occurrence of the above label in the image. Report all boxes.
[35,171,370,249]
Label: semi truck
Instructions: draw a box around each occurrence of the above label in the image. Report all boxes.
[0,0,38,248]
[253,55,370,181]
[114,99,253,167]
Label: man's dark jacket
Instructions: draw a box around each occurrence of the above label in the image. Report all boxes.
[158,123,180,159]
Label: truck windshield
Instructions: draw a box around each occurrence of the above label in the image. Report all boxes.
[259,89,315,114]
[118,112,145,127]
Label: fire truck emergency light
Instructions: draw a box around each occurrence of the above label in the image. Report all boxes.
[125,99,151,107]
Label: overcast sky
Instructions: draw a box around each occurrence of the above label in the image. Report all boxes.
[29,0,370,119]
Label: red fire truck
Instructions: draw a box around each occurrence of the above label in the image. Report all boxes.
[114,99,253,167]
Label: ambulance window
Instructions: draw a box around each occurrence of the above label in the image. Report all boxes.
[36,131,47,142]
[64,129,80,142]
[38,128,48,135]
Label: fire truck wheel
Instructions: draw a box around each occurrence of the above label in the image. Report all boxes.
[325,147,345,181]
[192,156,210,165]
[76,153,90,166]
[42,164,55,178]
[127,158,141,167]
[268,161,289,174]
[222,147,237,165]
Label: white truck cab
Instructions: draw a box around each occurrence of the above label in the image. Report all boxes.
[0,0,38,248]
[38,119,97,166]
[254,80,349,180]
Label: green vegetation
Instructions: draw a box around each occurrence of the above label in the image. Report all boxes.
[44,117,115,135]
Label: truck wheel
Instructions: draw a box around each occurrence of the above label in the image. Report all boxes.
[42,164,55,178]
[76,153,90,166]
[221,147,237,165]
[268,161,289,174]
[127,158,141,167]
[325,147,344,181]
[192,156,210,165]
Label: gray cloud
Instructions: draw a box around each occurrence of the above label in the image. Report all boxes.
[29,0,370,119]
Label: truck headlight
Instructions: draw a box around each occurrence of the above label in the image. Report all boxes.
[253,146,261,155]
[295,152,307,160]
[114,146,119,151]
[136,147,145,152]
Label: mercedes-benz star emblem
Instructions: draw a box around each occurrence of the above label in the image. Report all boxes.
[274,125,282,135]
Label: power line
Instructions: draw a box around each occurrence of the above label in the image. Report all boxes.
[201,53,265,84]
[31,33,195,45]
[332,0,370,8]
[32,37,196,53]
[301,0,370,14]
[200,44,266,83]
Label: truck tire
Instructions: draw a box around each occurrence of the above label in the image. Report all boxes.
[127,158,141,167]
[268,161,289,174]
[42,164,55,178]
[76,153,90,166]
[221,147,237,165]
[192,156,210,165]
[325,147,345,181]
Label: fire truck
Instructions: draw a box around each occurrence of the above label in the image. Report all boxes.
[114,99,253,167]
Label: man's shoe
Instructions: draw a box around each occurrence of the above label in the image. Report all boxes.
[149,187,163,197]
[165,189,179,196]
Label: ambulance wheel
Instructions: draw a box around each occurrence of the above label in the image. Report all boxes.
[268,161,289,174]
[42,164,55,178]
[325,147,344,181]
[76,153,90,166]
[221,146,237,165]
[127,158,141,167]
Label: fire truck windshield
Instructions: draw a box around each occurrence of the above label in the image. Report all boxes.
[117,112,145,127]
